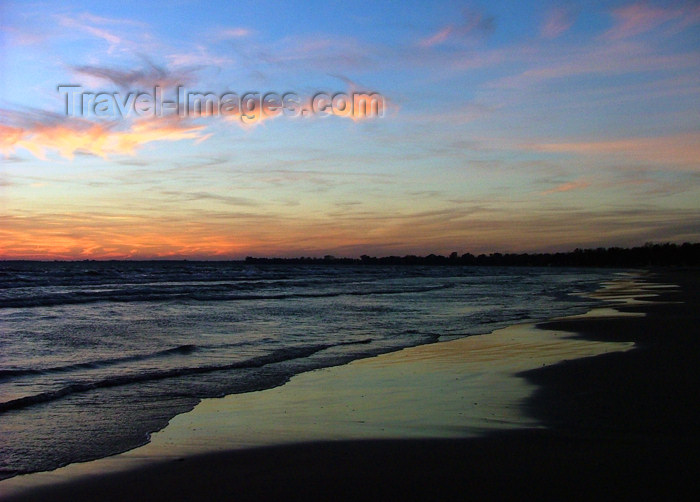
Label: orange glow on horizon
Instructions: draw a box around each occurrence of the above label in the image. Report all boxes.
[3,204,697,260]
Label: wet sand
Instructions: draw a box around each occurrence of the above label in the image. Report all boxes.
[2,269,699,500]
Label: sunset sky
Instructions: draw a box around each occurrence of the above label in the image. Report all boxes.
[1,0,699,259]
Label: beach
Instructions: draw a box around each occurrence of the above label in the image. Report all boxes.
[2,268,699,500]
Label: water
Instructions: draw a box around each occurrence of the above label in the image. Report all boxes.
[0,261,615,479]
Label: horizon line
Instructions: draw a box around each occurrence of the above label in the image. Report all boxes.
[1,242,697,263]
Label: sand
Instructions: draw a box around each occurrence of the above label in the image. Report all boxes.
[2,268,699,500]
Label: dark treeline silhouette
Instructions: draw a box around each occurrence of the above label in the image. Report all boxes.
[245,242,700,267]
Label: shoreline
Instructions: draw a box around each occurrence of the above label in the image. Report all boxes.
[3,269,698,500]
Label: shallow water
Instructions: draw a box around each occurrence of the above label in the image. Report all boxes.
[0,261,615,478]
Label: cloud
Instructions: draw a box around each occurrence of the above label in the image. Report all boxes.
[489,40,696,89]
[2,197,699,259]
[541,8,574,39]
[73,12,147,28]
[55,12,153,54]
[0,124,25,153]
[417,7,495,47]
[0,79,385,162]
[160,190,259,207]
[604,2,700,40]
[217,27,253,39]
[251,35,374,73]
[166,46,232,68]
[0,109,205,160]
[418,26,454,48]
[71,59,200,89]
[524,133,700,171]
[1,25,48,46]
[57,14,123,52]
[399,102,495,126]
[608,173,699,197]
[541,179,590,195]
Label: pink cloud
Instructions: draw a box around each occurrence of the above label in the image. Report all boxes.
[524,133,700,171]
[604,2,700,40]
[418,26,454,48]
[74,12,146,28]
[218,27,253,39]
[489,42,695,89]
[541,179,590,195]
[416,8,494,48]
[1,26,47,46]
[541,8,574,39]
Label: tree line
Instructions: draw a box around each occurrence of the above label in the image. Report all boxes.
[245,242,700,267]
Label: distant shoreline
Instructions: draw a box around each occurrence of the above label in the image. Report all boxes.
[2,242,700,266]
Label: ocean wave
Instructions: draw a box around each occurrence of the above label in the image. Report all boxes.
[0,344,197,381]
[0,339,373,413]
[0,284,454,309]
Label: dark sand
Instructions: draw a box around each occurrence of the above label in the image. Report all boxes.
[3,269,700,501]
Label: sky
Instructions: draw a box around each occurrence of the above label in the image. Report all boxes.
[1,0,699,259]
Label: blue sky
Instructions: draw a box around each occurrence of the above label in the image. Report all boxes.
[1,0,699,258]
